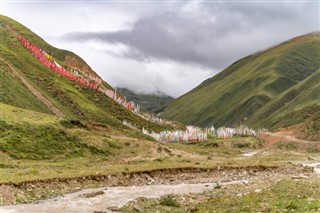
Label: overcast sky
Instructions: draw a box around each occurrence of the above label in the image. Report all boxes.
[1,0,319,97]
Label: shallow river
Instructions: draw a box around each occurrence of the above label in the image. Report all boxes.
[1,182,235,213]
[302,162,320,174]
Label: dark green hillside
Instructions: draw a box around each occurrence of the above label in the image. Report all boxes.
[0,102,151,162]
[117,88,174,113]
[0,15,111,89]
[0,15,173,133]
[256,68,320,129]
[163,33,320,130]
[0,60,52,114]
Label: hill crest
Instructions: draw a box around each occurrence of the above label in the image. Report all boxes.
[0,15,175,134]
[162,32,320,130]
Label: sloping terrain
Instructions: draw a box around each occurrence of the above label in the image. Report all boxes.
[0,15,173,133]
[0,15,189,191]
[117,87,174,113]
[0,14,187,173]
[262,112,320,142]
[1,15,319,211]
[162,33,320,130]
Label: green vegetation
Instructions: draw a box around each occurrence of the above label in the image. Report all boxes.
[0,61,52,114]
[159,195,181,207]
[163,33,320,130]
[1,15,319,212]
[0,120,107,160]
[0,108,316,206]
[0,15,189,187]
[0,113,299,187]
[0,15,174,133]
[122,177,320,213]
[0,103,105,159]
[194,178,320,212]
[305,112,320,140]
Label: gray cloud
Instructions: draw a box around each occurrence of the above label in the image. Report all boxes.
[4,1,319,97]
[63,1,319,70]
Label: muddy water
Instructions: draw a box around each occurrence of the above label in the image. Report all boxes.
[2,182,237,213]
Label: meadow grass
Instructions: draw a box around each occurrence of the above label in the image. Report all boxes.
[163,33,320,130]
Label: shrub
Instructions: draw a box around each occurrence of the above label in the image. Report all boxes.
[286,201,298,210]
[159,195,180,207]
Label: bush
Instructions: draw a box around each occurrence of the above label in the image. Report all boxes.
[60,119,86,128]
[204,142,219,147]
[232,141,250,148]
[214,182,222,189]
[286,201,298,210]
[159,195,180,207]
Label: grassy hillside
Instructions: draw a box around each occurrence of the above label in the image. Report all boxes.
[117,87,174,113]
[0,15,110,89]
[162,33,320,130]
[0,15,174,133]
[0,103,101,159]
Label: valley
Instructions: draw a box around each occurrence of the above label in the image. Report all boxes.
[1,131,319,212]
[0,13,319,213]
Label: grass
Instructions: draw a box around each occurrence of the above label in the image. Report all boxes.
[0,118,112,160]
[163,33,320,130]
[159,195,180,207]
[0,15,176,134]
[1,15,319,210]
[0,103,59,125]
[306,114,320,137]
[0,103,98,160]
[168,136,261,157]
[0,125,316,206]
[0,132,307,184]
[0,62,52,115]
[193,178,320,212]
[121,175,320,213]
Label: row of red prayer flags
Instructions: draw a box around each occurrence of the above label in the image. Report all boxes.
[18,35,100,90]
[18,35,181,127]
[18,35,142,113]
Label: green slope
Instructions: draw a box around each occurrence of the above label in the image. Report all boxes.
[256,68,320,129]
[0,60,52,114]
[162,33,320,130]
[0,102,155,163]
[117,87,174,113]
[0,15,173,134]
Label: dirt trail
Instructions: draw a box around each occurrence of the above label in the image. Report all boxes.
[0,57,64,117]
[113,135,205,162]
[259,131,320,148]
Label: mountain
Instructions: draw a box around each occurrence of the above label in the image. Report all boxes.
[162,33,320,130]
[116,88,174,114]
[0,15,177,160]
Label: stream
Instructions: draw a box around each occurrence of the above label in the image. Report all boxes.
[302,162,320,174]
[1,182,237,213]
[2,159,317,213]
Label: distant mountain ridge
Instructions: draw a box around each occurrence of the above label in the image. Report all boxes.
[162,32,320,130]
[117,87,174,113]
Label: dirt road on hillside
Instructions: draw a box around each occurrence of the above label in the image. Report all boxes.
[0,57,64,117]
[259,131,320,148]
